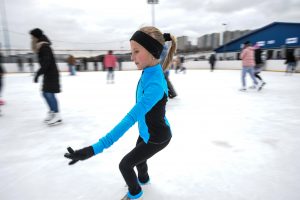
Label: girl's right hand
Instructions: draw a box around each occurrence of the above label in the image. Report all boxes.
[64,146,95,165]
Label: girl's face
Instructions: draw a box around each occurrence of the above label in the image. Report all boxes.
[130,40,157,70]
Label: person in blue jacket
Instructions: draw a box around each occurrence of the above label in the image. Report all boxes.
[64,26,177,200]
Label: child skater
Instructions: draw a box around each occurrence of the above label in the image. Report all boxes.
[103,50,117,83]
[29,28,62,125]
[64,26,176,200]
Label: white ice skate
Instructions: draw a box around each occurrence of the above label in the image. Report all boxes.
[47,112,62,126]
[239,87,247,92]
[44,111,54,123]
[248,85,256,89]
[257,82,265,91]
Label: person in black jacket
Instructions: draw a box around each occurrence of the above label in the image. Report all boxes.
[30,28,62,125]
[285,48,297,75]
[254,48,266,87]
[0,50,5,106]
[209,54,216,72]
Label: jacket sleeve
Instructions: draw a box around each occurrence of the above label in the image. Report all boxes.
[240,49,245,60]
[92,79,164,154]
[36,45,52,77]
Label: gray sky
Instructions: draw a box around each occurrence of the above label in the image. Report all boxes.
[1,0,300,51]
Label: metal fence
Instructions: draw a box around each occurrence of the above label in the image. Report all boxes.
[0,49,132,63]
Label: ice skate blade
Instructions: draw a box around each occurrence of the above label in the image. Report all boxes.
[47,120,62,126]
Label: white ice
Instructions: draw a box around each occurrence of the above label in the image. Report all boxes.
[0,70,300,200]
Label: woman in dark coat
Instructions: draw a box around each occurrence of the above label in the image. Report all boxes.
[30,28,62,125]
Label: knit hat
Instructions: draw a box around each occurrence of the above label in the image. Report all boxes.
[30,28,43,39]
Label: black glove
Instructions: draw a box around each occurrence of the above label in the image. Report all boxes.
[64,146,95,165]
[34,75,38,83]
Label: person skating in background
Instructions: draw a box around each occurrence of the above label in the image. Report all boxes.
[0,50,5,106]
[64,26,176,200]
[254,47,266,87]
[28,57,34,75]
[17,56,24,72]
[93,56,98,71]
[209,53,216,72]
[118,56,123,71]
[99,55,105,71]
[82,57,88,71]
[239,41,262,91]
[285,48,297,75]
[30,28,62,126]
[67,55,76,75]
[103,50,117,83]
[160,43,177,98]
[175,55,186,73]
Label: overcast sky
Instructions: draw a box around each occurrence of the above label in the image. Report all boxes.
[1,0,300,51]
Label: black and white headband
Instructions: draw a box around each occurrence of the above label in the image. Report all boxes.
[130,31,172,59]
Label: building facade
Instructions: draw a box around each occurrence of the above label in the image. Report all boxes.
[177,36,189,51]
[197,33,220,50]
[196,30,251,51]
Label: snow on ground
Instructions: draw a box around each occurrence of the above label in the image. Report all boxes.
[0,69,300,200]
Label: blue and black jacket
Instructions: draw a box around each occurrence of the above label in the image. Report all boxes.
[92,64,172,154]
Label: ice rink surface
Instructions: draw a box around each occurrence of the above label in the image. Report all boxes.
[0,69,300,200]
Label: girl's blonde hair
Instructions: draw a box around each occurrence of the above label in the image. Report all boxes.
[139,26,177,71]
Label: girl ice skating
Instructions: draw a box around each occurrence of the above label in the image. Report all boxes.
[64,26,176,200]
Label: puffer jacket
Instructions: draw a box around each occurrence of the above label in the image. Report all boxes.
[240,46,255,67]
[103,54,117,68]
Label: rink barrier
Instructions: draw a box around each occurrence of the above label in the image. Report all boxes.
[2,60,299,73]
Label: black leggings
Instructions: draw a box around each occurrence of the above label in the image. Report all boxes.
[119,137,171,196]
[254,72,262,81]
